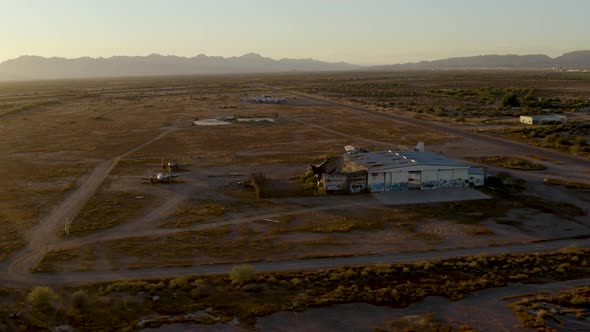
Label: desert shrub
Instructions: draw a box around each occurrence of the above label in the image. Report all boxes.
[105,281,151,294]
[70,290,89,311]
[535,309,548,326]
[570,295,590,306]
[230,265,256,285]
[332,285,348,299]
[557,136,571,145]
[341,269,358,280]
[145,282,165,294]
[190,287,205,299]
[556,263,571,273]
[434,106,446,116]
[297,169,319,193]
[574,136,588,146]
[509,273,529,281]
[242,284,263,293]
[169,277,190,290]
[502,93,520,107]
[570,144,589,155]
[27,286,60,312]
[192,279,206,287]
[545,133,559,144]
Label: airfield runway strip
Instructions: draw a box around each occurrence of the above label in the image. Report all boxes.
[0,237,587,287]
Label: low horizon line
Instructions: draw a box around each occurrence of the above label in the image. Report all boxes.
[2,49,589,67]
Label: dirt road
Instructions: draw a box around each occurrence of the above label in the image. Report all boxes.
[47,198,384,252]
[2,128,177,274]
[0,236,587,287]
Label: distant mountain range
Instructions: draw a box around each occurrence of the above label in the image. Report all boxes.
[0,53,360,81]
[1,51,589,80]
[370,51,590,70]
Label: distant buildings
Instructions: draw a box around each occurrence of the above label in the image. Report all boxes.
[519,114,567,125]
[311,144,485,194]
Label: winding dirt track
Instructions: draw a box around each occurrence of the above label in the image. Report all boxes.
[3,128,177,274]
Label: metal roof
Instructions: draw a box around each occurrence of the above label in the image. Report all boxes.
[521,114,566,120]
[344,150,468,172]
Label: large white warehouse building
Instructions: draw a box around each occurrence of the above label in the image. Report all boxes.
[344,150,484,192]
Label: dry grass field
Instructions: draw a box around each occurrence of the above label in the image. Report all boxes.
[0,71,588,274]
[0,72,589,332]
[268,70,590,158]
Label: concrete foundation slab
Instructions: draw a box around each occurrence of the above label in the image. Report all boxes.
[372,188,491,205]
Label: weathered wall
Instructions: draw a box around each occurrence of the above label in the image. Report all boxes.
[390,171,408,192]
[348,171,368,193]
[469,173,486,186]
[452,168,469,187]
[368,172,385,192]
[322,174,348,193]
[420,170,438,190]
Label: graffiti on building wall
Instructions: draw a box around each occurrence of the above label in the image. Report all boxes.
[326,185,343,192]
[391,182,409,191]
[373,183,385,192]
[438,179,451,188]
[453,179,465,187]
[469,177,483,186]
[421,180,437,190]
[350,183,366,193]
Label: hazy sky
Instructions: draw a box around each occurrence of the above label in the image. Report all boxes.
[1,0,588,65]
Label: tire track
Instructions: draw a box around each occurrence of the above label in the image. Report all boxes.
[3,128,177,274]
[2,237,587,287]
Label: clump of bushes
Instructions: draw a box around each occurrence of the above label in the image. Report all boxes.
[230,264,256,285]
[27,286,60,312]
[300,169,318,192]
[169,277,190,290]
[70,290,89,311]
[502,93,521,107]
